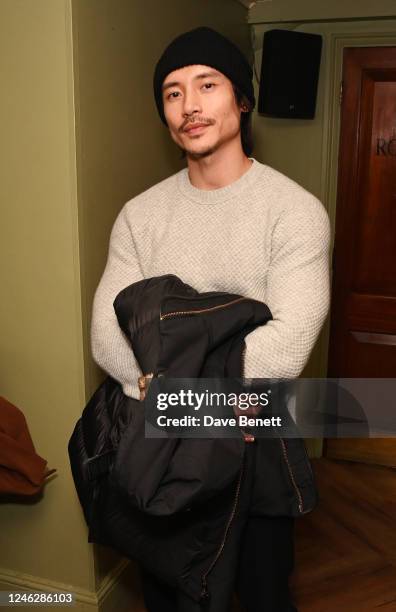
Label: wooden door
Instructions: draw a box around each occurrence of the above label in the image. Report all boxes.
[326,46,396,466]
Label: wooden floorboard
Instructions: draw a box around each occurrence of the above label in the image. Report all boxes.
[290,457,396,611]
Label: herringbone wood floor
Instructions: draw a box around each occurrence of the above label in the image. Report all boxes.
[289,457,396,611]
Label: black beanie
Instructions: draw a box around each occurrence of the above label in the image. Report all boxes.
[153,27,255,124]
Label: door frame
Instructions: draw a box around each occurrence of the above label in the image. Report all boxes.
[321,26,396,377]
[311,24,396,457]
[322,33,396,458]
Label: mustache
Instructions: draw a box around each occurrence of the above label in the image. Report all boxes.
[179,116,216,132]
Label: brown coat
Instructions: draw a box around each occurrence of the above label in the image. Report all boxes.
[0,396,56,496]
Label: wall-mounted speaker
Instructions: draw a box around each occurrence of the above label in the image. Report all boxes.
[258,29,322,119]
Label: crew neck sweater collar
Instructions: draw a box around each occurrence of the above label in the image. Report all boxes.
[177,157,263,205]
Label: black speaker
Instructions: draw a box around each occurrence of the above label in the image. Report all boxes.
[258,29,322,119]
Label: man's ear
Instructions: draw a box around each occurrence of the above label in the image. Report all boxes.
[239,95,252,113]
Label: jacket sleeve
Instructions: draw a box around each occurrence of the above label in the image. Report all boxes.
[90,203,144,400]
[243,194,331,379]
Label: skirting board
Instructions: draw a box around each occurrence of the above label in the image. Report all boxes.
[0,559,144,612]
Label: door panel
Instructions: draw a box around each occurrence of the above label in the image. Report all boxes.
[326,46,396,465]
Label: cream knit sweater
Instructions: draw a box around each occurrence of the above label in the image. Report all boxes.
[91,158,331,400]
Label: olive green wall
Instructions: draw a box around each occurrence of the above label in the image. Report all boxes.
[0,0,95,604]
[0,0,250,609]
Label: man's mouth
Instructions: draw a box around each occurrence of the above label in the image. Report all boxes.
[183,123,210,134]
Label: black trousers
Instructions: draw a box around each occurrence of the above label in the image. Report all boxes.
[139,442,296,612]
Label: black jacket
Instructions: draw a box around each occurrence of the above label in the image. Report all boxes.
[68,274,318,607]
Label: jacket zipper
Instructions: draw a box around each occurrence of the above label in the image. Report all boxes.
[243,338,304,514]
[242,340,304,513]
[160,296,250,602]
[200,446,246,602]
[279,437,304,514]
[240,341,247,379]
[160,296,247,320]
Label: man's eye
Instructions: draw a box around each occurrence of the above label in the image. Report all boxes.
[167,91,180,100]
[202,83,215,90]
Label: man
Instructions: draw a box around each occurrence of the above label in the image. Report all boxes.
[91,27,330,612]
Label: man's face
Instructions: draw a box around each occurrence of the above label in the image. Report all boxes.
[162,64,244,158]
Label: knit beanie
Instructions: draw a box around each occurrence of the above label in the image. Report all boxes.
[153,27,255,124]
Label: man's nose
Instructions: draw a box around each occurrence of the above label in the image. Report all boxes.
[182,89,202,117]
